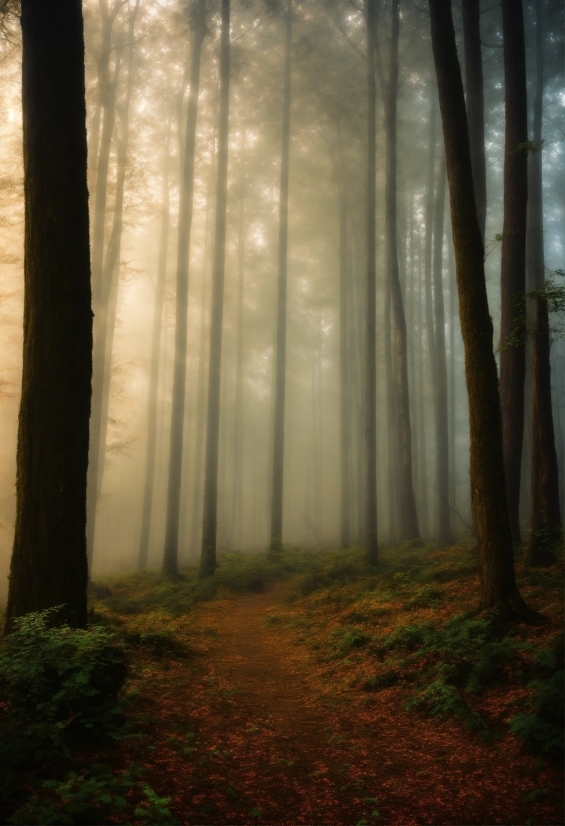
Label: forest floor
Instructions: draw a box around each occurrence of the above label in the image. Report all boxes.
[88,542,564,826]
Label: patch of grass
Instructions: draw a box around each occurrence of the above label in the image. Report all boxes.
[94,548,322,619]
[331,626,373,652]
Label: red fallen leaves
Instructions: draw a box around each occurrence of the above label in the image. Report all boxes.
[109,574,565,826]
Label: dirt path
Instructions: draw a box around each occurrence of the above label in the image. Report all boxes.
[125,583,563,825]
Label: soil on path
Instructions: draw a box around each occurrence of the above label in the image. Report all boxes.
[125,582,563,825]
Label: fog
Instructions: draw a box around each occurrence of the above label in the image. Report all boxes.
[0,0,563,595]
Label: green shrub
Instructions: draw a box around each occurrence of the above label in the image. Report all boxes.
[508,669,564,758]
[0,609,127,747]
[0,609,128,808]
[9,763,176,825]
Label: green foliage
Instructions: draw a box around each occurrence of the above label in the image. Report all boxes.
[376,612,564,756]
[402,585,444,610]
[98,547,318,617]
[499,268,565,350]
[331,626,372,652]
[0,609,128,813]
[0,608,127,747]
[508,666,564,758]
[9,763,176,825]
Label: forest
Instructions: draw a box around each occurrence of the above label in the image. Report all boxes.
[0,0,563,823]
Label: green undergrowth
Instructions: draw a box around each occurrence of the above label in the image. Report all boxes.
[0,609,174,824]
[266,541,564,761]
[92,546,320,619]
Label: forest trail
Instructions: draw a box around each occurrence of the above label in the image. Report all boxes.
[124,580,562,825]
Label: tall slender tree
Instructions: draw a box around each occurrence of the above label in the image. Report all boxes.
[365,0,378,563]
[337,142,351,549]
[383,0,419,541]
[428,0,527,614]
[5,0,91,629]
[525,0,562,566]
[200,0,231,577]
[163,0,208,577]
[86,0,123,567]
[433,159,451,541]
[499,0,528,545]
[462,0,486,241]
[92,0,140,530]
[270,0,292,555]
[138,126,171,569]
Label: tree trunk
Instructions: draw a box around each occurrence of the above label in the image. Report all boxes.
[86,44,121,567]
[87,2,139,571]
[6,0,91,630]
[365,0,378,563]
[499,0,528,545]
[417,243,429,536]
[424,100,438,537]
[385,0,419,542]
[200,0,231,577]
[338,149,351,549]
[189,126,216,560]
[384,241,397,544]
[428,0,527,614]
[163,14,206,578]
[448,235,457,512]
[433,158,451,541]
[231,136,246,549]
[462,0,486,242]
[270,1,292,555]
[525,0,562,566]
[138,131,170,569]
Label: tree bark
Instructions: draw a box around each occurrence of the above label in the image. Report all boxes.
[499,0,528,545]
[428,0,527,614]
[200,0,231,577]
[138,131,170,569]
[163,10,206,577]
[462,0,486,242]
[525,0,562,566]
[6,0,91,630]
[433,158,451,541]
[385,0,419,541]
[269,1,292,555]
[338,148,351,549]
[365,0,378,563]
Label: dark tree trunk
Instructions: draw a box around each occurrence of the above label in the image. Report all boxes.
[525,0,562,566]
[338,148,351,549]
[499,0,528,545]
[200,0,231,577]
[365,0,378,563]
[385,0,419,541]
[270,1,292,555]
[462,0,486,242]
[6,0,91,630]
[428,0,527,614]
[163,13,206,578]
[448,235,457,511]
[433,159,451,541]
[138,133,170,569]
